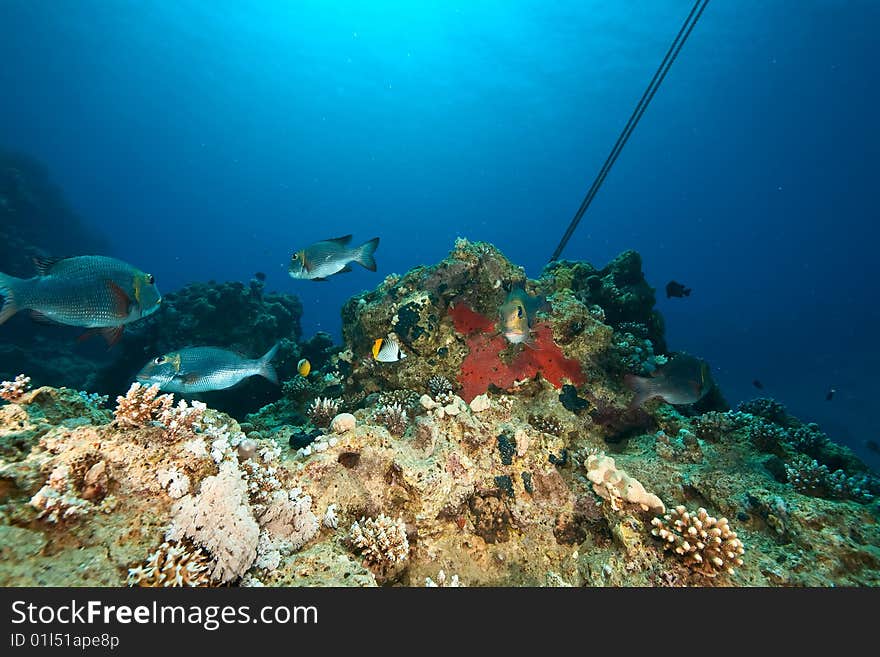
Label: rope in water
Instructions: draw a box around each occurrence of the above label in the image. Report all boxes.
[549,0,710,262]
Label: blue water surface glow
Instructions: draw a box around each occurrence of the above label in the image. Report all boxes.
[0,1,877,464]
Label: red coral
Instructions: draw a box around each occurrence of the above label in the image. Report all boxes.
[451,304,585,402]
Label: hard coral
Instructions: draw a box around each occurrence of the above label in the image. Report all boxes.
[374,402,409,436]
[114,382,173,428]
[349,514,410,570]
[584,452,665,513]
[127,541,212,587]
[0,374,31,402]
[307,397,341,428]
[651,506,745,577]
[450,303,585,402]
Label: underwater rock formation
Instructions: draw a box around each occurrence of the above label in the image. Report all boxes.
[1,242,878,587]
[0,150,109,278]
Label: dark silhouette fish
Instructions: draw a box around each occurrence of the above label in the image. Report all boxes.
[665,281,691,298]
[752,379,764,389]
[625,353,713,407]
[826,388,835,401]
[865,440,879,455]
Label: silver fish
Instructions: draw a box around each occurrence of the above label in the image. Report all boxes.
[136,344,280,393]
[288,235,379,281]
[0,255,162,345]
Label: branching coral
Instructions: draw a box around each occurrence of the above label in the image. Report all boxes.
[737,398,788,425]
[127,541,212,587]
[114,382,173,427]
[374,402,408,436]
[159,399,207,441]
[784,455,876,503]
[307,397,341,428]
[0,374,31,402]
[427,375,456,398]
[349,514,410,569]
[651,506,745,577]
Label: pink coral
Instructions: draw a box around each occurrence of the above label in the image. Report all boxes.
[450,303,586,402]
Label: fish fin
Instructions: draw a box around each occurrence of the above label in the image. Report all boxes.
[32,255,67,275]
[326,235,353,246]
[102,326,124,348]
[339,265,353,273]
[106,280,133,318]
[624,374,661,408]
[683,288,692,296]
[311,277,329,282]
[354,237,379,272]
[257,342,281,385]
[182,372,203,385]
[0,272,21,325]
[29,310,64,326]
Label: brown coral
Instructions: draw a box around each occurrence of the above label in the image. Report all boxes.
[307,397,342,428]
[127,541,212,587]
[114,382,173,428]
[349,514,410,568]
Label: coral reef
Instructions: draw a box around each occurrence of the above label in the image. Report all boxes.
[1,242,879,588]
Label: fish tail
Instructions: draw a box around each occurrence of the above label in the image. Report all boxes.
[256,342,281,385]
[0,272,22,325]
[354,237,380,272]
[624,374,660,408]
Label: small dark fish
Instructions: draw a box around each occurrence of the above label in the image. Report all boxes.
[254,271,266,282]
[826,388,835,401]
[752,379,764,390]
[625,353,713,407]
[289,235,379,281]
[864,440,879,455]
[665,281,692,299]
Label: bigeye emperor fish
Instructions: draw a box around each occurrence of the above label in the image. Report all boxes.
[0,255,162,345]
[288,235,380,281]
[498,285,547,345]
[625,354,713,407]
[136,344,280,394]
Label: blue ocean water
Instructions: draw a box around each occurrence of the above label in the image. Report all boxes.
[0,1,877,463]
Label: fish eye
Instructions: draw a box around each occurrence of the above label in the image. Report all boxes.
[517,305,524,318]
[154,356,166,364]
[292,253,299,261]
[146,273,155,284]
